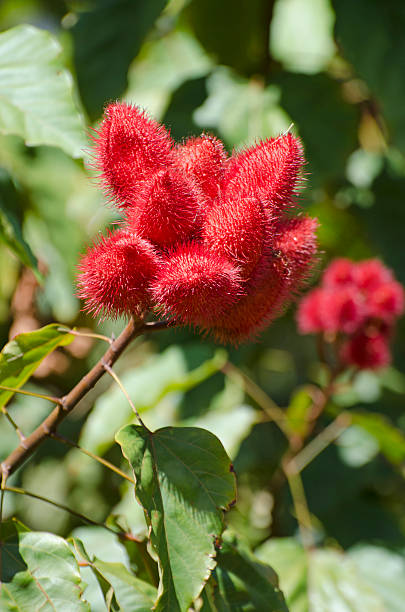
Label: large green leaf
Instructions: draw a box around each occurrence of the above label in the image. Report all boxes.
[208,536,288,612]
[116,425,236,612]
[72,0,167,119]
[0,25,86,157]
[0,323,73,409]
[332,0,405,151]
[0,519,89,611]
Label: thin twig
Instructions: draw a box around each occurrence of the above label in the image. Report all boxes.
[282,459,315,550]
[57,327,112,344]
[50,431,135,484]
[103,362,147,429]
[1,407,25,443]
[0,318,172,481]
[221,361,289,436]
[4,485,141,542]
[288,413,352,475]
[0,472,6,523]
[0,319,151,480]
[0,385,63,405]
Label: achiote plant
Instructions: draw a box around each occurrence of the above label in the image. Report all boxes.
[1,104,317,612]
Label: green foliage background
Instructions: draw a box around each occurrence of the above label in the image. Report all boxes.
[1,0,405,610]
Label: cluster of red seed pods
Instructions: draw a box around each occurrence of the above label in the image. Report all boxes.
[77,103,318,344]
[297,258,404,369]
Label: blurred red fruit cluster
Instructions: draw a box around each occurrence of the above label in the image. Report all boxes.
[297,258,404,369]
[77,103,318,344]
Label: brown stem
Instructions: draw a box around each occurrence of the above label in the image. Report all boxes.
[0,318,170,482]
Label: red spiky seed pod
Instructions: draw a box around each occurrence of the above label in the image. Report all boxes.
[323,258,356,288]
[273,215,318,288]
[354,259,394,293]
[203,197,267,279]
[297,287,364,335]
[222,133,305,213]
[297,288,327,334]
[125,169,203,247]
[368,281,405,322]
[208,257,290,344]
[93,102,173,208]
[151,243,243,327]
[341,329,391,370]
[210,215,318,344]
[174,134,227,201]
[77,230,161,318]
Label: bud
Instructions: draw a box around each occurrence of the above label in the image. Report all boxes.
[341,330,391,370]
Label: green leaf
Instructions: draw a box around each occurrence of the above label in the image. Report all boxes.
[310,549,383,611]
[0,520,90,611]
[255,538,308,612]
[285,387,314,438]
[92,560,157,612]
[0,197,38,276]
[72,536,157,612]
[348,545,405,612]
[270,0,335,74]
[0,323,73,409]
[0,167,40,276]
[332,0,405,151]
[0,518,29,583]
[256,538,393,611]
[350,411,405,464]
[116,425,236,612]
[210,536,289,612]
[72,0,167,119]
[0,25,86,158]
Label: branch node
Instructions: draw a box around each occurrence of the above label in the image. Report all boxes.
[60,396,69,411]
[1,462,9,481]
